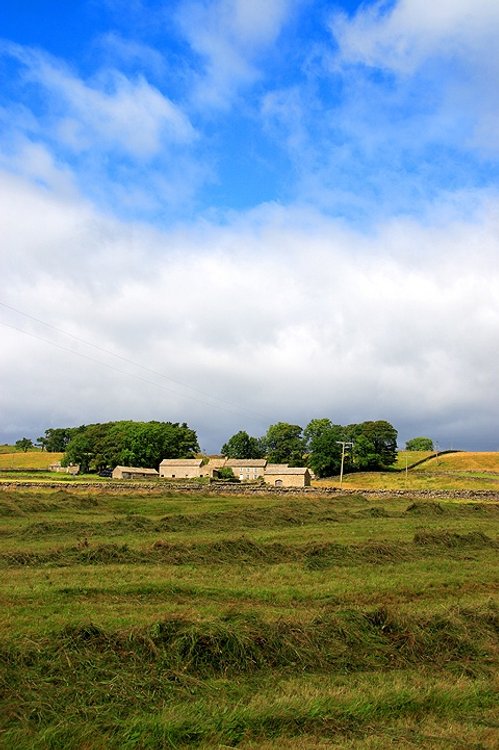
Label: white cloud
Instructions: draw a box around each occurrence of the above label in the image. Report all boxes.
[177,0,298,107]
[2,170,499,449]
[331,0,499,73]
[0,138,78,197]
[4,44,195,159]
[329,0,499,154]
[96,32,167,78]
[0,43,206,217]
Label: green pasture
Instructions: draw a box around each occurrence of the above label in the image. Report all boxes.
[0,451,63,470]
[0,485,498,749]
[318,469,499,492]
[394,450,434,468]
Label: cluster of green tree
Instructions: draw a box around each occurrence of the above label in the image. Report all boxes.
[45,421,200,473]
[221,423,305,464]
[221,431,265,459]
[221,419,398,477]
[305,419,398,477]
[15,437,35,452]
[405,436,434,451]
[37,427,80,452]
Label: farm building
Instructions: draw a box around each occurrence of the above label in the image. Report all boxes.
[112,466,159,480]
[265,464,289,473]
[263,466,311,487]
[200,457,228,478]
[225,458,267,481]
[159,458,204,479]
[49,461,80,475]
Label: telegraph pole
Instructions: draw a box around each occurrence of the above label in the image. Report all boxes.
[336,441,353,486]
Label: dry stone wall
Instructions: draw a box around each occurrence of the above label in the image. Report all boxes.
[1,479,499,500]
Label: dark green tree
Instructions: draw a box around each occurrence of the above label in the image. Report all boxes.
[38,427,82,452]
[61,431,94,472]
[303,418,334,450]
[221,430,264,459]
[348,420,398,470]
[405,436,434,451]
[306,422,345,477]
[262,422,305,465]
[15,437,34,452]
[216,466,238,482]
[62,420,199,472]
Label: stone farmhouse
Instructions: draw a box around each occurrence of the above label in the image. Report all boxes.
[225,458,267,481]
[159,457,311,487]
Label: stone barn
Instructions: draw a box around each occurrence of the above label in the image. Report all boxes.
[263,466,311,488]
[159,458,204,479]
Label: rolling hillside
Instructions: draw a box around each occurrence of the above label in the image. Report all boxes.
[0,451,64,470]
[412,451,499,473]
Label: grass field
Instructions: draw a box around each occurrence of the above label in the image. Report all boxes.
[315,452,499,492]
[394,450,435,469]
[0,484,498,749]
[0,451,64,470]
[412,451,499,473]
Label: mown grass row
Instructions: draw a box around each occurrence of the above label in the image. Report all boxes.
[3,606,498,691]
[3,673,496,750]
[1,499,497,538]
[1,485,498,749]
[1,529,496,569]
[1,606,497,749]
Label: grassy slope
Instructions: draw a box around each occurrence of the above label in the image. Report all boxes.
[394,450,435,468]
[315,451,499,491]
[412,451,499,472]
[0,450,64,469]
[0,486,498,749]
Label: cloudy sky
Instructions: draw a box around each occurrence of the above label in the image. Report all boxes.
[1,0,499,452]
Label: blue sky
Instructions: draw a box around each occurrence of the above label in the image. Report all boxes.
[1,0,499,451]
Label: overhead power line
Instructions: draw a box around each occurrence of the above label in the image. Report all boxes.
[0,301,267,422]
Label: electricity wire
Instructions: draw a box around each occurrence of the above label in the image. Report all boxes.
[0,306,267,421]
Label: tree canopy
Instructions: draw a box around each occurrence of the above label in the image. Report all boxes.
[60,421,199,472]
[221,430,264,459]
[303,418,334,449]
[262,422,305,465]
[405,436,434,451]
[219,418,398,477]
[305,418,398,477]
[15,437,34,452]
[347,420,398,471]
[37,427,83,452]
[305,422,344,478]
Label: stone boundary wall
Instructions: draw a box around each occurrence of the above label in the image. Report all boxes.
[1,480,499,501]
[398,449,460,471]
